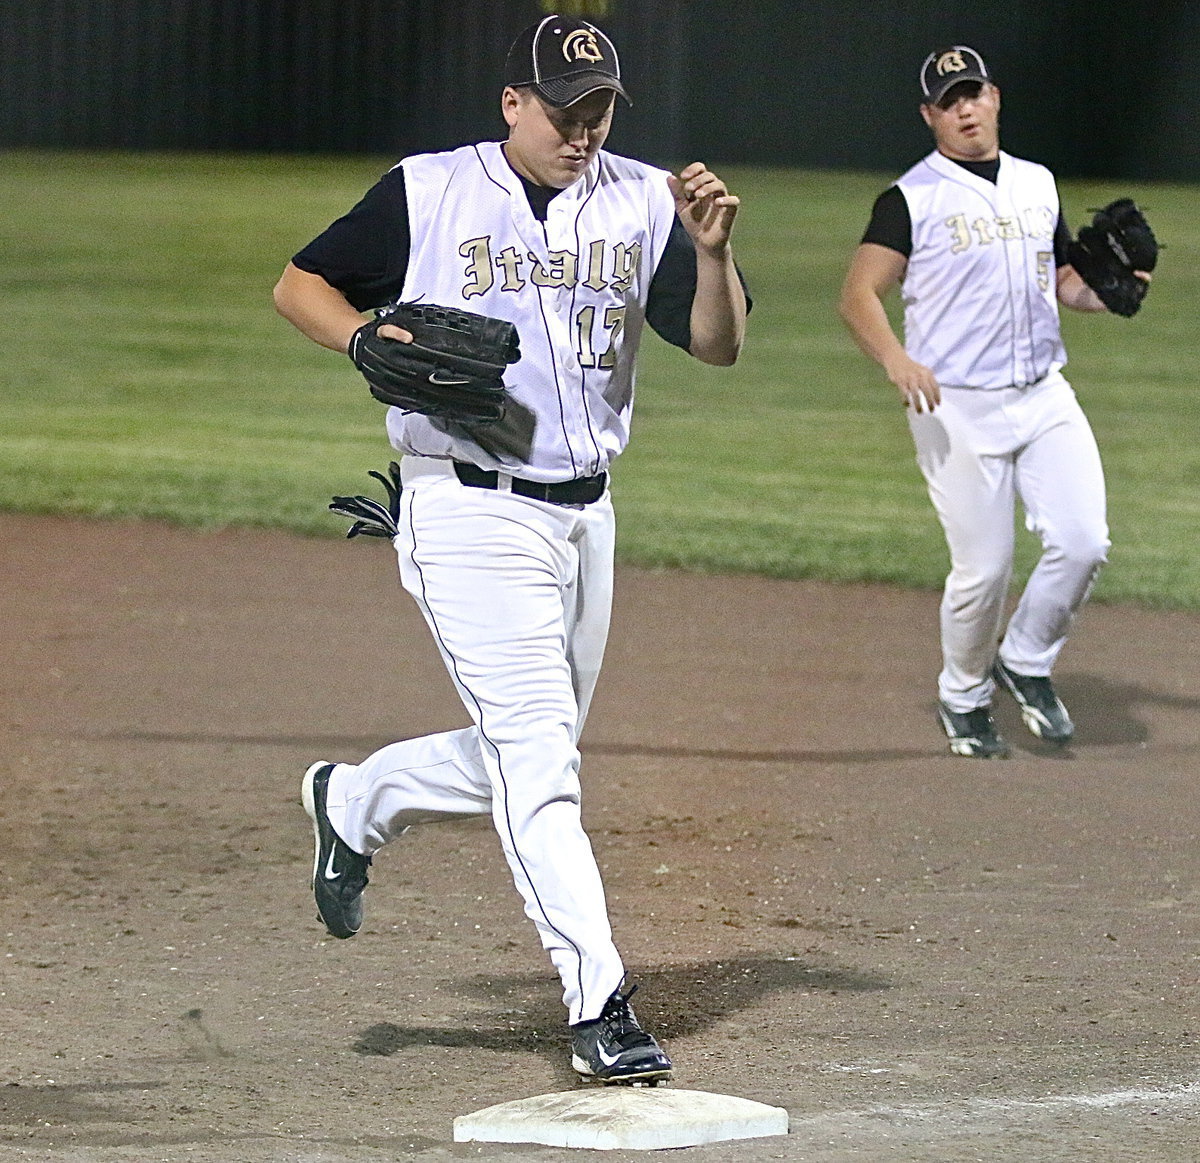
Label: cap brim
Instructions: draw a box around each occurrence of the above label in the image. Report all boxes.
[924,73,988,104]
[532,73,631,108]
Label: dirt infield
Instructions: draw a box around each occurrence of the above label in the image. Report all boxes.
[2,512,1199,1161]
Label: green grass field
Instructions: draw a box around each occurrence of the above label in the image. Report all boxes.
[1,151,1197,606]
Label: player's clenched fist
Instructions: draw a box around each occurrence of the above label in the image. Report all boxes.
[667,162,740,251]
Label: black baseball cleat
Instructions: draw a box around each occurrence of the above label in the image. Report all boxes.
[301,761,371,939]
[937,702,1011,759]
[570,984,673,1086]
[991,660,1074,744]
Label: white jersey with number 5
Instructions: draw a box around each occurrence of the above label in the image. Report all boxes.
[896,149,1067,390]
[392,142,677,482]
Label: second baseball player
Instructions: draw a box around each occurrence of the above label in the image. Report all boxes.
[839,46,1153,758]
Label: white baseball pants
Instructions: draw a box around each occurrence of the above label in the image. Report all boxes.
[908,372,1110,713]
[323,456,624,1024]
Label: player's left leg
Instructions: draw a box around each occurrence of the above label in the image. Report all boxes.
[394,466,627,1026]
[999,373,1109,738]
[561,510,671,1082]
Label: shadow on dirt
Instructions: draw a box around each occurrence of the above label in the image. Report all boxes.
[0,1080,165,1127]
[102,670,1200,760]
[585,742,932,765]
[351,953,889,1059]
[99,729,932,766]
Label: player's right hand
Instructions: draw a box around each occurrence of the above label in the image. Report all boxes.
[885,353,941,412]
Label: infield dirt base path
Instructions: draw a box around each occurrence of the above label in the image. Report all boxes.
[2,513,1199,1161]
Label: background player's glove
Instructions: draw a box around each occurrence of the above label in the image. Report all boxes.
[349,301,520,424]
[1066,198,1158,318]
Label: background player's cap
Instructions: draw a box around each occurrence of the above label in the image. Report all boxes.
[504,15,631,108]
[919,46,990,105]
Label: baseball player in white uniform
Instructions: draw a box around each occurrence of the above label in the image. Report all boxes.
[839,46,1150,759]
[273,15,748,1082]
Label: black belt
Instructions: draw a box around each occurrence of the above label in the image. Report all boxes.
[453,461,607,506]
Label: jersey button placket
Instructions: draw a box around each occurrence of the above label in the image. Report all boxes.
[544,209,597,472]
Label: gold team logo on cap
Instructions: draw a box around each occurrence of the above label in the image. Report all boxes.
[936,50,969,76]
[563,28,603,63]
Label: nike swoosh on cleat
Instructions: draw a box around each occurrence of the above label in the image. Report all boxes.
[597,1045,623,1067]
[324,847,341,881]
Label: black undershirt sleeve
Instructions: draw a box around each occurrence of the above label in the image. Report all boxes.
[860,185,912,257]
[644,219,698,351]
[1053,211,1071,267]
[291,167,411,312]
[645,218,753,353]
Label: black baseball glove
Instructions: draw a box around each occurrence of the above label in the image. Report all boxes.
[348,301,521,424]
[1066,198,1158,318]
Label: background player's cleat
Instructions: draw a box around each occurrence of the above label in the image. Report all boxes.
[937,703,1011,759]
[301,762,372,938]
[570,985,673,1085]
[991,660,1074,744]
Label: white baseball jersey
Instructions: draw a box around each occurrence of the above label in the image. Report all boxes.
[390,142,678,482]
[896,150,1067,390]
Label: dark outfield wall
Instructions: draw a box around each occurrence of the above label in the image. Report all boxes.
[1,0,1196,180]
[679,0,1200,181]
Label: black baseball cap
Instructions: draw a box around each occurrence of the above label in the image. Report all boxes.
[920,46,991,105]
[504,15,631,108]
